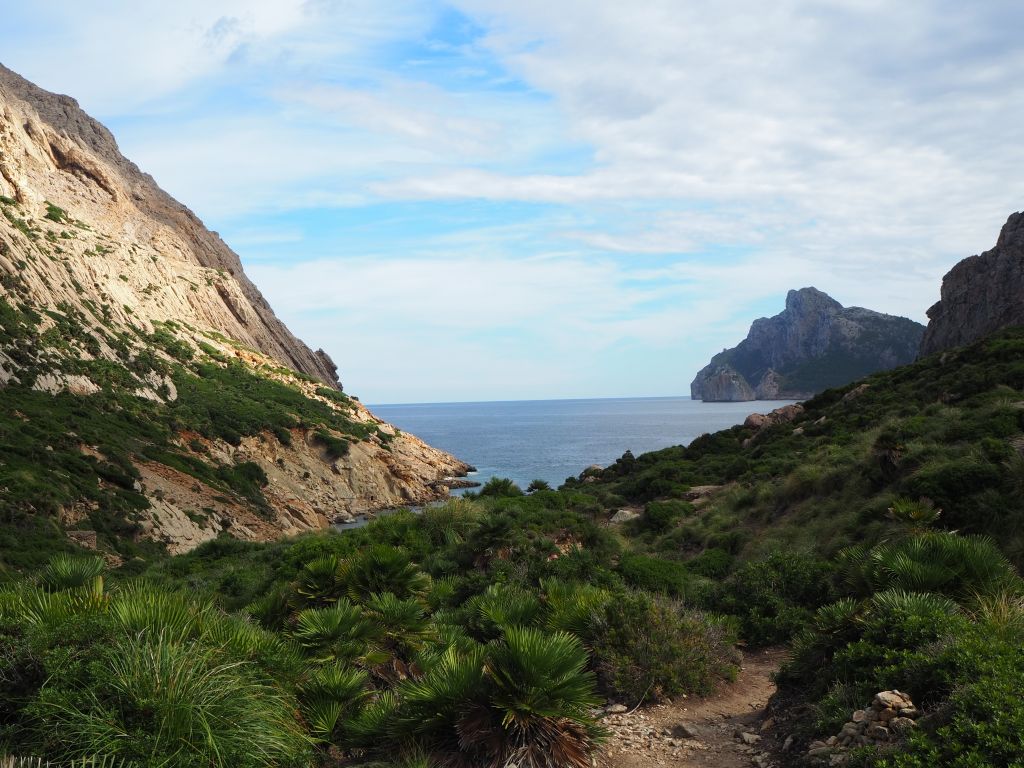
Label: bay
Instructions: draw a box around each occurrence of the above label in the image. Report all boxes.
[368,396,795,491]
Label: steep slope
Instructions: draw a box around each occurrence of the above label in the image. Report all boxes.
[690,287,924,401]
[0,65,469,561]
[920,211,1024,356]
[0,63,338,385]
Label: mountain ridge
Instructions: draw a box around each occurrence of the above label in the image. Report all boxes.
[690,287,924,401]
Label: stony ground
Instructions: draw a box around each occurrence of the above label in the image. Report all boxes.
[599,648,787,768]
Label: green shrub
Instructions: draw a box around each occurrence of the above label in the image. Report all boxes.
[477,477,524,497]
[641,499,692,532]
[589,592,738,703]
[717,551,835,646]
[618,554,691,596]
[686,547,734,579]
[314,429,350,460]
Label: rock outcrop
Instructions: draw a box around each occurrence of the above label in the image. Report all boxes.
[807,690,919,765]
[0,64,470,554]
[920,211,1024,356]
[691,288,924,402]
[700,364,756,402]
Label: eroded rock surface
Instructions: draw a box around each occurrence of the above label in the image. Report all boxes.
[920,211,1024,356]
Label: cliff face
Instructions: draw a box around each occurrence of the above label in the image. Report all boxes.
[691,288,924,401]
[0,63,339,385]
[0,65,470,556]
[920,212,1024,356]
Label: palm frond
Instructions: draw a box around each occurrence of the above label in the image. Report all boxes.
[39,554,105,594]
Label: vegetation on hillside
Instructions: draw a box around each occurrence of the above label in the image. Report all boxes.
[3,313,1024,764]
[0,294,386,569]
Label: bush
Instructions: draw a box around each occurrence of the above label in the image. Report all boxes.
[717,551,835,646]
[619,554,691,597]
[641,499,693,532]
[589,592,738,704]
[686,547,734,579]
[477,477,524,497]
[878,633,1024,767]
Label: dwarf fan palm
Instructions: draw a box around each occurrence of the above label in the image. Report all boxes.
[476,627,603,768]
[294,554,343,608]
[39,554,105,593]
[471,584,542,635]
[298,661,369,741]
[109,583,208,644]
[339,546,431,604]
[291,600,382,663]
[541,579,610,637]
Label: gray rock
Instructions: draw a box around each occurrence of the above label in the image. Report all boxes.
[605,704,628,714]
[890,717,916,733]
[738,732,761,745]
[691,287,923,401]
[698,364,756,401]
[920,211,1024,356]
[610,509,640,524]
[865,724,890,740]
[669,722,702,739]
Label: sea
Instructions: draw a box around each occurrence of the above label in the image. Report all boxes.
[369,396,795,492]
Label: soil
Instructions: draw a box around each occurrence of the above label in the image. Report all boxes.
[599,647,788,768]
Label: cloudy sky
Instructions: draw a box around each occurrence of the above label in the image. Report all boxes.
[2,1,1023,403]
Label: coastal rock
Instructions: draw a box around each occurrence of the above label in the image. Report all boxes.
[744,404,804,434]
[754,368,783,399]
[0,64,470,554]
[691,288,924,402]
[0,63,339,386]
[920,211,1024,356]
[700,364,756,402]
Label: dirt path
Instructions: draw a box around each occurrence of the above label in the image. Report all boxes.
[599,648,787,768]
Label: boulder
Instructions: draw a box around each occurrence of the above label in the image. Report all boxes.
[610,509,640,524]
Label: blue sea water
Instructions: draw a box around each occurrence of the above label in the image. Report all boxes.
[368,396,795,491]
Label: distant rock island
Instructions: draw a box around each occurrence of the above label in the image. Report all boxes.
[690,287,925,402]
[920,211,1024,356]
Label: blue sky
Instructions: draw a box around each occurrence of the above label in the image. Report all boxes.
[2,0,1023,402]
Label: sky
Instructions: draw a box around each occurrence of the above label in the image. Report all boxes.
[2,1,1023,403]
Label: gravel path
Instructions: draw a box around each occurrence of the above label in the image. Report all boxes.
[599,648,787,768]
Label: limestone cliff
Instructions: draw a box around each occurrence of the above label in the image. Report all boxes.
[920,211,1024,356]
[698,364,756,402]
[691,288,924,402]
[0,64,470,557]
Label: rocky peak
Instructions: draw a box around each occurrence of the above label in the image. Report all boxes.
[996,210,1024,250]
[785,286,843,317]
[920,211,1024,357]
[691,289,924,401]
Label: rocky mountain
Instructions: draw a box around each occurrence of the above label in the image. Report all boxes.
[0,64,469,558]
[920,211,1024,356]
[690,287,924,401]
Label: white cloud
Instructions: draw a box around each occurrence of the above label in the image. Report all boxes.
[2,1,1022,400]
